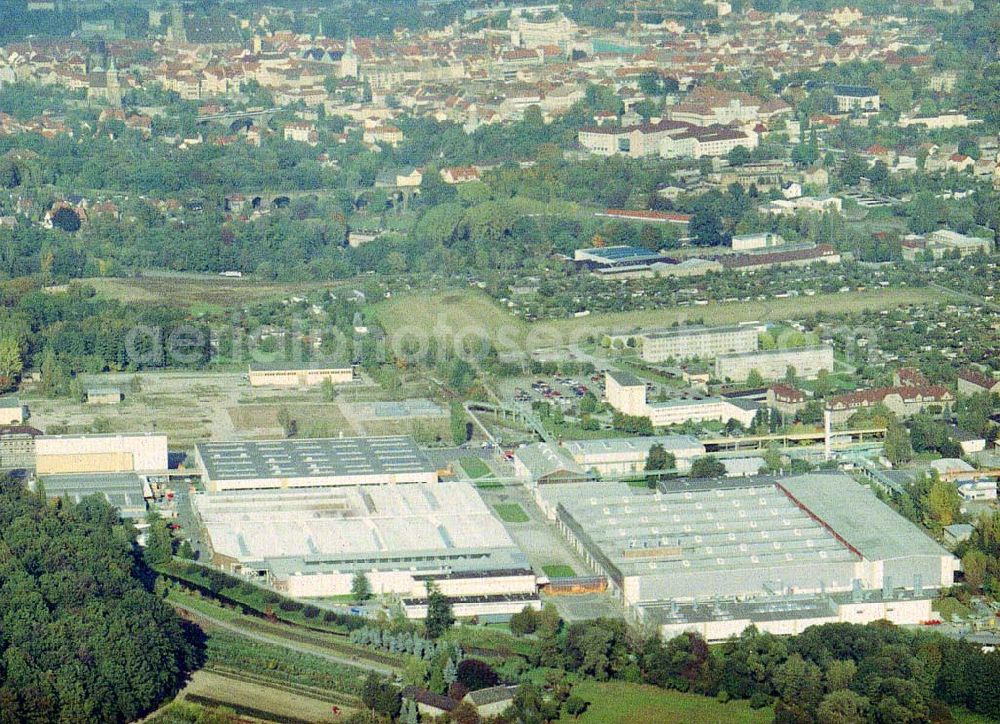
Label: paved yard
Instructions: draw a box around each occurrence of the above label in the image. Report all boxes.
[477,485,623,622]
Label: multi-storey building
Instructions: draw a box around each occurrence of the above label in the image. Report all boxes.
[826,385,955,425]
[638,325,759,363]
[715,346,834,383]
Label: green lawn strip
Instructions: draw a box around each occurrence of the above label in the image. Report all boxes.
[234,617,405,669]
[557,681,772,724]
[202,664,360,706]
[460,456,493,479]
[157,559,361,633]
[167,588,241,623]
[541,565,576,578]
[445,625,536,659]
[494,503,530,523]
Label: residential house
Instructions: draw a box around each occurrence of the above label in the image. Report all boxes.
[401,687,458,719]
[463,686,519,718]
[832,84,879,113]
[441,166,481,184]
[283,121,318,145]
[957,369,1000,396]
[766,384,809,418]
[826,385,954,425]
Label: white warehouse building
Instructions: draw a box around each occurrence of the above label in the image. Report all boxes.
[543,474,958,641]
[562,436,706,476]
[35,433,169,474]
[194,483,539,618]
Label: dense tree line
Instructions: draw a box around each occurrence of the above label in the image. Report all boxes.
[0,477,198,722]
[500,614,1000,722]
[0,279,209,394]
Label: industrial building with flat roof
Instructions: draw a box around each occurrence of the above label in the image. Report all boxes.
[194,482,538,616]
[35,472,149,519]
[542,474,957,637]
[637,324,759,363]
[35,433,169,474]
[561,435,706,475]
[635,588,935,642]
[248,362,355,388]
[0,426,41,470]
[715,345,834,382]
[194,435,438,492]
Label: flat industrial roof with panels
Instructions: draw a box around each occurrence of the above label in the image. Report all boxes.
[557,481,856,582]
[548,474,957,605]
[195,435,437,489]
[195,482,518,565]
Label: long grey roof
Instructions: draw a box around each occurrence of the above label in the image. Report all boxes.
[554,480,856,580]
[779,474,952,561]
[40,472,146,518]
[562,435,705,458]
[196,435,434,481]
[515,443,586,479]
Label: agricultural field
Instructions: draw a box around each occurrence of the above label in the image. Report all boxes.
[85,273,337,313]
[373,287,952,357]
[172,669,352,724]
[558,681,773,724]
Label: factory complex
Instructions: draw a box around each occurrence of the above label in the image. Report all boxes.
[5,336,972,638]
[194,482,539,617]
[539,474,957,640]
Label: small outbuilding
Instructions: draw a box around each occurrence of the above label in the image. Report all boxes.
[86,387,123,405]
[0,397,24,425]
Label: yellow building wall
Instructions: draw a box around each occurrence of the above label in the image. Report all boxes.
[36,452,134,474]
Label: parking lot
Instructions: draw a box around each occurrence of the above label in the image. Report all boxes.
[504,372,605,411]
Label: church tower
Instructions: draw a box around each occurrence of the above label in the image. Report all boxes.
[340,36,358,78]
[105,56,122,106]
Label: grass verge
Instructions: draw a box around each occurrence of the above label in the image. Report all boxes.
[494,503,530,523]
[542,565,576,578]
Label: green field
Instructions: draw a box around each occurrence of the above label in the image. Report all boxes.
[558,681,772,724]
[86,274,335,311]
[542,565,576,578]
[459,456,493,479]
[494,503,530,523]
[953,707,1000,724]
[373,287,953,354]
